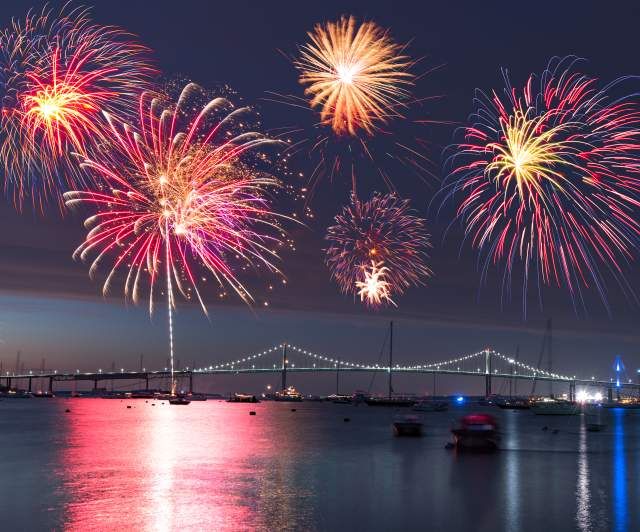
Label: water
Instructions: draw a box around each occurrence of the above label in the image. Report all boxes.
[0,399,638,531]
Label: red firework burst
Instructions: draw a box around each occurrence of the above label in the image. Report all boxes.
[444,56,640,313]
[0,5,155,208]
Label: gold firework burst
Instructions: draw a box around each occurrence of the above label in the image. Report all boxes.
[296,15,413,136]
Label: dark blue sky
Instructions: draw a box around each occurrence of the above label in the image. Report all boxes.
[0,1,639,394]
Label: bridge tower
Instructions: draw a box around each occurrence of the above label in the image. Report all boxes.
[613,356,625,401]
[281,343,288,391]
[484,349,492,398]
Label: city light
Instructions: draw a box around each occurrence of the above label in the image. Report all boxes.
[576,390,604,403]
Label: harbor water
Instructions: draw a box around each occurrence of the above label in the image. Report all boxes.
[0,399,638,531]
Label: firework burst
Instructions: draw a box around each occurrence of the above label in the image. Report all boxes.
[274,15,439,198]
[0,5,155,207]
[295,15,413,137]
[65,83,291,390]
[325,192,431,307]
[444,56,640,312]
[356,260,396,307]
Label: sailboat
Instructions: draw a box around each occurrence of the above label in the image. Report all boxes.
[168,378,190,405]
[365,322,415,407]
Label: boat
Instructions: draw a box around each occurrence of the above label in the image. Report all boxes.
[495,397,531,410]
[169,396,191,405]
[274,386,303,402]
[327,394,352,404]
[227,393,260,403]
[413,400,448,412]
[603,399,640,409]
[365,396,415,407]
[187,393,208,401]
[33,391,55,398]
[531,399,578,415]
[451,413,500,451]
[101,392,130,399]
[131,391,156,399]
[1,390,32,399]
[393,414,424,437]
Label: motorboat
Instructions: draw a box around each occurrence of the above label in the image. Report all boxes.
[413,400,448,412]
[494,397,531,410]
[33,391,55,398]
[227,393,260,403]
[451,414,500,451]
[274,386,303,402]
[531,399,578,415]
[393,414,424,437]
[365,396,415,407]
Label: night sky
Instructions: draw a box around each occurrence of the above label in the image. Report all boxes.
[0,0,639,394]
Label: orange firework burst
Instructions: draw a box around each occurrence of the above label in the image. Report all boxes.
[0,6,155,207]
[296,15,413,136]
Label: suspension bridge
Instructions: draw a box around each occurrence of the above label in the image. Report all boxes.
[1,341,636,401]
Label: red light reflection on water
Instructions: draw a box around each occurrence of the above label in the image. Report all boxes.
[57,399,309,530]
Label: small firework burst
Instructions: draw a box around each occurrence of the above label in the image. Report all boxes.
[325,192,431,307]
[356,260,396,307]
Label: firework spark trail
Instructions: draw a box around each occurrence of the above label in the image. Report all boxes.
[325,192,431,308]
[443,56,640,313]
[0,5,155,208]
[65,83,291,391]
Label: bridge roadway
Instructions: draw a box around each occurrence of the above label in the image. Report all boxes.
[3,366,638,399]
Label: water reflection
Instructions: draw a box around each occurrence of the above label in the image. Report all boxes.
[503,411,520,531]
[576,416,591,531]
[59,400,278,530]
[613,409,627,532]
